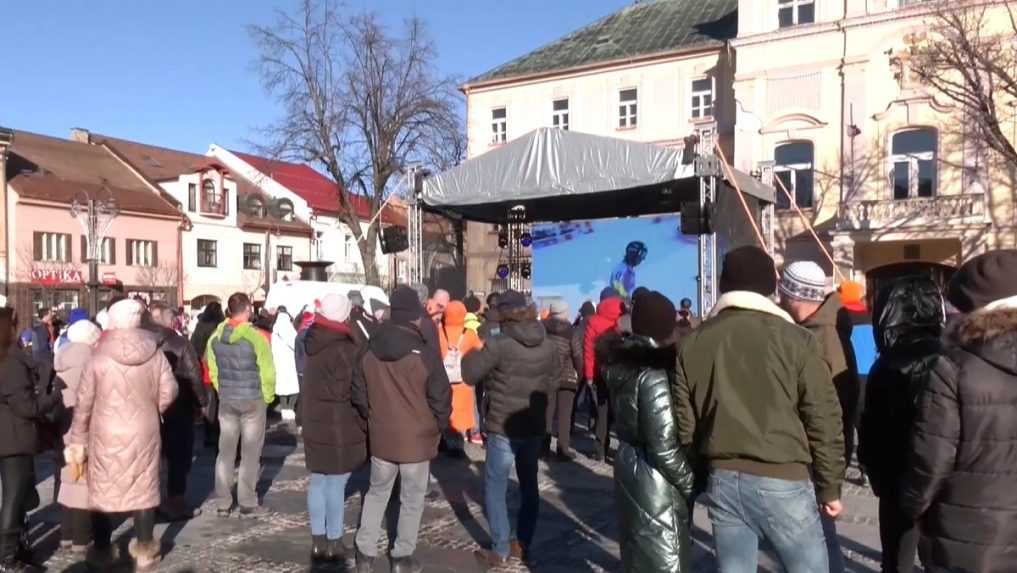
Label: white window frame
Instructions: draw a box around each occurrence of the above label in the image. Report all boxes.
[491,107,507,145]
[690,77,715,120]
[618,88,638,128]
[242,242,262,270]
[276,245,293,271]
[96,237,114,265]
[773,141,815,209]
[40,233,69,262]
[889,128,937,199]
[343,234,354,262]
[552,98,569,130]
[778,0,816,28]
[128,239,155,267]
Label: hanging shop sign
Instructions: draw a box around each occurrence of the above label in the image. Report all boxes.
[30,269,85,286]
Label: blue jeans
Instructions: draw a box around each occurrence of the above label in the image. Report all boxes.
[707,469,828,573]
[484,434,542,558]
[308,472,351,540]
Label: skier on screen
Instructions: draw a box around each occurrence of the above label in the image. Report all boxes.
[609,241,647,298]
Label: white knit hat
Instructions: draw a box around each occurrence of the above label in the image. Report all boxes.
[67,320,101,346]
[106,299,144,330]
[779,261,828,303]
[319,293,351,323]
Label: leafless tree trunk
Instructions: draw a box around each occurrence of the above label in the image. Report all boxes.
[908,1,1017,168]
[250,0,463,286]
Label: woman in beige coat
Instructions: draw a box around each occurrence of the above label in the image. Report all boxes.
[53,320,101,554]
[66,300,177,571]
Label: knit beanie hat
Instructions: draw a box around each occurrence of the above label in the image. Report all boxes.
[106,299,144,330]
[600,286,620,301]
[67,320,101,346]
[444,301,467,327]
[719,246,777,296]
[67,307,90,326]
[632,291,677,343]
[390,286,424,325]
[319,293,351,323]
[779,261,828,303]
[946,249,1017,313]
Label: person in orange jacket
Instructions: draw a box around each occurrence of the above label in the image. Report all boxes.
[439,301,483,456]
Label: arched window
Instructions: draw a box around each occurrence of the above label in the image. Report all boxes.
[890,128,936,199]
[201,179,222,213]
[774,141,814,209]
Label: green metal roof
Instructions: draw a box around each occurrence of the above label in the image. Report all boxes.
[467,0,738,86]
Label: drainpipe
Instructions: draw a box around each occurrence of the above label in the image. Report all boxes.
[0,127,13,300]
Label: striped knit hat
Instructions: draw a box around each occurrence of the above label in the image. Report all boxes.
[779,261,828,303]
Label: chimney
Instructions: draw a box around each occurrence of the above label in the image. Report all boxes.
[70,127,91,144]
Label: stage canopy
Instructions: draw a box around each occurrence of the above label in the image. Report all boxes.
[422,128,773,224]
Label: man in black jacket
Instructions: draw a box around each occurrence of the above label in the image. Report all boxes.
[902,250,1017,572]
[464,291,558,567]
[146,301,208,521]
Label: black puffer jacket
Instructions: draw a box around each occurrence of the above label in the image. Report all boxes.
[146,324,207,417]
[462,316,558,439]
[603,335,694,572]
[301,319,367,475]
[0,350,60,457]
[858,277,944,497]
[543,317,577,390]
[901,306,1017,572]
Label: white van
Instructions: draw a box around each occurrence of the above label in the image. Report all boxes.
[265,280,389,318]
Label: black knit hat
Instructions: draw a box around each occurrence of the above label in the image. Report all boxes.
[719,246,777,296]
[390,285,424,324]
[496,290,528,313]
[946,249,1017,313]
[632,291,677,343]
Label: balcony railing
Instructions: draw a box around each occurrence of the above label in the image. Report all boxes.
[838,194,987,231]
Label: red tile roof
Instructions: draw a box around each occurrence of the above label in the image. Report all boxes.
[232,151,396,223]
[6,131,181,217]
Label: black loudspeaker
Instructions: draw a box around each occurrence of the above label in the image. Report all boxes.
[380,226,409,254]
[680,200,713,235]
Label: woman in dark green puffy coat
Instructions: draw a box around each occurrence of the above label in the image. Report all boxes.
[601,291,695,572]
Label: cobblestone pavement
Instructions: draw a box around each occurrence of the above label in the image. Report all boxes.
[26,420,894,572]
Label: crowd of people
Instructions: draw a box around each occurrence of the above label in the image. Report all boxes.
[0,247,1015,572]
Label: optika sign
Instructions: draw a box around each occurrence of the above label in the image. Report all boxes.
[30,269,85,285]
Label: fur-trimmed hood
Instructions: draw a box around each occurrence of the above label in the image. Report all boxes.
[950,307,1017,376]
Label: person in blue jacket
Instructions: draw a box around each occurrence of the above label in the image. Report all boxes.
[609,241,647,299]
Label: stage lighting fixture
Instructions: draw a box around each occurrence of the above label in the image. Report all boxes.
[519,232,533,248]
[521,262,532,279]
[498,226,509,249]
[496,264,511,279]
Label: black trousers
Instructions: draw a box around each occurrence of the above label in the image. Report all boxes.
[204,389,220,447]
[0,455,35,562]
[545,388,576,453]
[93,508,155,549]
[594,383,613,457]
[60,507,92,546]
[161,412,195,498]
[878,494,921,573]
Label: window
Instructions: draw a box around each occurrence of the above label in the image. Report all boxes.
[197,239,217,268]
[201,179,222,214]
[774,142,815,209]
[126,239,157,267]
[778,0,815,28]
[491,108,507,144]
[619,88,638,128]
[691,78,714,119]
[890,128,937,199]
[343,234,354,262]
[277,245,293,271]
[243,243,262,270]
[552,98,569,130]
[188,183,196,212]
[33,232,71,262]
[81,236,115,264]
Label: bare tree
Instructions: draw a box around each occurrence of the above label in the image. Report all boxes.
[250,0,463,286]
[907,1,1017,168]
[135,262,186,293]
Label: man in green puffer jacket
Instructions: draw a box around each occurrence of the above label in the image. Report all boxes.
[673,246,844,573]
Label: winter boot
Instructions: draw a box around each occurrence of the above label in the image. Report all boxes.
[85,544,120,571]
[310,535,328,563]
[326,538,346,562]
[354,547,374,573]
[129,539,161,573]
[390,555,422,573]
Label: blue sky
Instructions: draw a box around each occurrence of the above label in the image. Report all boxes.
[2,0,631,154]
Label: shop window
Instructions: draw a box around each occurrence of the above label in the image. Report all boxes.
[778,0,815,28]
[243,243,262,270]
[774,142,815,209]
[890,128,937,199]
[277,245,293,271]
[552,98,569,130]
[619,88,638,128]
[691,78,714,119]
[197,239,217,268]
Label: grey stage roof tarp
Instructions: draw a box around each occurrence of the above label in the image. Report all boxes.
[422,128,773,223]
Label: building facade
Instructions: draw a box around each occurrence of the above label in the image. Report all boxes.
[732,0,1017,281]
[77,130,314,309]
[3,130,184,321]
[460,0,738,294]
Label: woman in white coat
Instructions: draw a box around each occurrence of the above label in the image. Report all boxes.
[272,306,300,421]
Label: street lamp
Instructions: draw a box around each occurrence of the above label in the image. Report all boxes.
[70,188,118,315]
